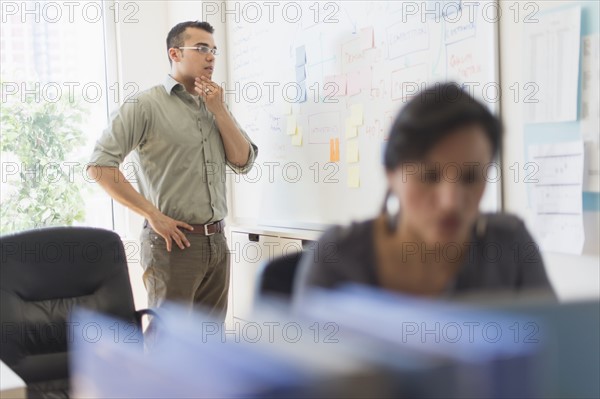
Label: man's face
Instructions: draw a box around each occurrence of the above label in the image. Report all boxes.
[171,27,216,80]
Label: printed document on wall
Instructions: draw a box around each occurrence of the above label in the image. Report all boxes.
[524,7,581,123]
[581,33,600,192]
[529,141,585,255]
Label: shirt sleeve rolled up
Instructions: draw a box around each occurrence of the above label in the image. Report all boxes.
[222,103,258,175]
[89,100,149,168]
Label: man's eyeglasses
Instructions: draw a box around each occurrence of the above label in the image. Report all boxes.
[178,46,218,56]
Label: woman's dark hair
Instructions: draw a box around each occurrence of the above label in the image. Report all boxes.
[383,82,502,171]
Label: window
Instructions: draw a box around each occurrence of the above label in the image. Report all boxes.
[1,0,115,234]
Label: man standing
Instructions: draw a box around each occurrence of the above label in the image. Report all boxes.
[88,21,257,321]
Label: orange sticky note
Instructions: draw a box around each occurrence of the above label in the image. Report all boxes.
[330,138,341,162]
[329,138,335,162]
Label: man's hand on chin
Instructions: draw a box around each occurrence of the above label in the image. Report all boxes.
[195,75,225,116]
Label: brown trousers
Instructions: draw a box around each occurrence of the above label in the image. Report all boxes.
[140,226,230,321]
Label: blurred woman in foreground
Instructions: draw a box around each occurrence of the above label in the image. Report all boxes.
[293,83,555,301]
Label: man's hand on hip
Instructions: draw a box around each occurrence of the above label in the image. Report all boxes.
[148,213,194,252]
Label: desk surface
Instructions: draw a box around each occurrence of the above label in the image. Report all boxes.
[0,360,26,399]
[228,223,324,241]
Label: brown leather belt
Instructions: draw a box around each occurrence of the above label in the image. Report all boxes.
[143,219,224,236]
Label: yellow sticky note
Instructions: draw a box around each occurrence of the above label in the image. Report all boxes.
[350,104,363,126]
[345,118,358,138]
[346,139,359,163]
[292,127,303,146]
[348,165,360,188]
[286,115,297,135]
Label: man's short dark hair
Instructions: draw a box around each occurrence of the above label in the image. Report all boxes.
[166,21,215,65]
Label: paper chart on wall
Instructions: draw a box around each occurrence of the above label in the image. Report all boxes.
[581,34,600,193]
[529,141,585,254]
[524,7,581,123]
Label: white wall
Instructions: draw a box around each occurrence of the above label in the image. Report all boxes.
[499,1,599,301]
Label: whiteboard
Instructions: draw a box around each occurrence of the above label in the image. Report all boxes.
[226,0,501,230]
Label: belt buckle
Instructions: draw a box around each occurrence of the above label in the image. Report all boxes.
[204,223,215,236]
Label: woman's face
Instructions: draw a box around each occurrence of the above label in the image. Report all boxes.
[387,124,493,245]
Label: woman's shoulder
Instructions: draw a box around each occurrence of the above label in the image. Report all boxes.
[478,212,529,240]
[307,218,377,271]
[293,218,377,293]
[317,219,376,247]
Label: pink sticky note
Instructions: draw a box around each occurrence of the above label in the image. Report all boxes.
[360,27,374,50]
[358,66,372,90]
[347,70,361,96]
[324,74,347,97]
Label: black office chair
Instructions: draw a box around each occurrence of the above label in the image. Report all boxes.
[0,227,152,399]
[257,251,304,300]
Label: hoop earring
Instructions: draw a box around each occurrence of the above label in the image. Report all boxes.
[381,189,400,233]
[475,213,487,239]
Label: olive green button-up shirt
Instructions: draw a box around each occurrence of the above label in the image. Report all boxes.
[90,75,258,224]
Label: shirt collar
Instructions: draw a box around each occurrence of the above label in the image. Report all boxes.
[164,75,205,109]
[163,74,184,94]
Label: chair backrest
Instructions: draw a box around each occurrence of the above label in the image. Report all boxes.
[257,251,303,299]
[0,227,137,396]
